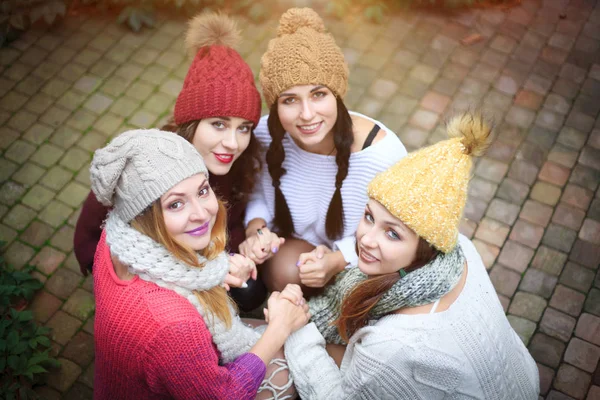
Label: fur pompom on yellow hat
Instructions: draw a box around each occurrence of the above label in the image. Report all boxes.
[259,8,349,108]
[367,113,492,253]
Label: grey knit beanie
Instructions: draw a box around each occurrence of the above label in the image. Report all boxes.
[90,129,208,222]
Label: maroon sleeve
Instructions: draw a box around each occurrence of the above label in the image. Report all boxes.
[227,199,247,253]
[143,320,266,399]
[74,191,110,275]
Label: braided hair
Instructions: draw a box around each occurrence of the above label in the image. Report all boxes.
[266,96,354,240]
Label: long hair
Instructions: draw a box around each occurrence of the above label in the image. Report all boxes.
[131,199,235,327]
[335,238,440,342]
[266,96,354,239]
[162,119,262,204]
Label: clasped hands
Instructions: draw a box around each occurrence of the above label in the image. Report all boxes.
[239,227,344,288]
[264,284,310,335]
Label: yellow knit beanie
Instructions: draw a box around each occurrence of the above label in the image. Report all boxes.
[367,113,492,253]
[259,8,349,108]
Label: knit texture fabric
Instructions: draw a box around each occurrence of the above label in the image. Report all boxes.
[105,212,261,364]
[174,13,261,126]
[259,8,349,108]
[309,244,465,344]
[93,232,266,400]
[368,113,491,253]
[284,235,540,400]
[90,129,208,223]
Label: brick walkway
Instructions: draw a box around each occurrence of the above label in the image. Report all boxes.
[0,0,599,398]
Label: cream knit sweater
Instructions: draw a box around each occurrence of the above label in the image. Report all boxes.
[245,112,407,266]
[284,235,540,399]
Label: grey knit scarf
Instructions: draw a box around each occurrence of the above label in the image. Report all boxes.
[309,244,466,344]
[104,212,260,364]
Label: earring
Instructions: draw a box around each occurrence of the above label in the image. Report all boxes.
[399,269,407,278]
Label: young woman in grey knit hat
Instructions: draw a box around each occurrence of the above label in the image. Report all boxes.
[277,114,539,399]
[90,128,307,399]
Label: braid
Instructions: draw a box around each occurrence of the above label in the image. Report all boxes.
[266,103,294,237]
[325,98,354,240]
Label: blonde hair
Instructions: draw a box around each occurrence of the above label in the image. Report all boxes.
[131,199,235,327]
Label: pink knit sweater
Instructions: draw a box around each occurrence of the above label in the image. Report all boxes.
[93,231,266,399]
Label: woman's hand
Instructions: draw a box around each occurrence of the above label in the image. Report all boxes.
[265,284,310,335]
[239,226,285,264]
[222,254,256,291]
[297,247,346,288]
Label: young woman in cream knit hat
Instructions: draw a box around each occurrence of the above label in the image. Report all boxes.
[239,8,407,296]
[74,13,268,312]
[279,113,540,399]
[90,128,308,399]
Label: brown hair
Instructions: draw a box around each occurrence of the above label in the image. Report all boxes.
[162,118,262,204]
[266,96,353,239]
[131,198,235,327]
[335,238,440,342]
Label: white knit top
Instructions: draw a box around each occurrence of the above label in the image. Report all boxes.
[284,235,540,400]
[245,112,407,265]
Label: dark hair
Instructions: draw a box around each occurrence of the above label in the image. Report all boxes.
[161,118,262,204]
[335,238,440,342]
[266,96,354,239]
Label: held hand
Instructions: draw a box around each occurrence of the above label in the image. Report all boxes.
[228,253,257,282]
[266,290,310,335]
[298,249,345,288]
[239,227,285,264]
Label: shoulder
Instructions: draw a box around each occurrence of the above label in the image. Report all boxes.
[348,111,407,160]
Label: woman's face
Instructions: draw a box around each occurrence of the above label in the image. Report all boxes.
[276,84,338,153]
[355,199,420,276]
[192,117,254,175]
[161,173,219,251]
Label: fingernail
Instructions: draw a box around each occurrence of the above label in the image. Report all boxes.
[296,261,300,267]
[241,282,248,289]
[272,247,278,253]
[229,252,235,256]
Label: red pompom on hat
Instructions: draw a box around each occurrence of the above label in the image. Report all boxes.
[174,13,262,127]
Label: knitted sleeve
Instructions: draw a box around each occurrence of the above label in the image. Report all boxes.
[285,322,469,399]
[244,116,273,227]
[74,191,110,273]
[143,319,266,399]
[333,235,358,267]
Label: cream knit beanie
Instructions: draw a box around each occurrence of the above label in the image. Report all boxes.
[90,129,208,222]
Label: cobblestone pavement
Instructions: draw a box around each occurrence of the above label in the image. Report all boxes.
[0,0,599,398]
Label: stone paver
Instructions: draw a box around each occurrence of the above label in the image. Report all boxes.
[2,2,599,398]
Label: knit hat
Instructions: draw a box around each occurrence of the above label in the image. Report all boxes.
[90,129,208,223]
[367,113,492,253]
[259,8,349,108]
[174,13,262,126]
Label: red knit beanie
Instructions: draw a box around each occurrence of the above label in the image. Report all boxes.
[174,13,262,127]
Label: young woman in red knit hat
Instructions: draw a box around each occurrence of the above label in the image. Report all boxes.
[74,13,268,311]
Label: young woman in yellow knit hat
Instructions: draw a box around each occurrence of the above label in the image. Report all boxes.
[277,113,540,399]
[239,8,407,296]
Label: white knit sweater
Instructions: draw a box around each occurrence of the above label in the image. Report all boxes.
[245,112,407,265]
[284,235,540,400]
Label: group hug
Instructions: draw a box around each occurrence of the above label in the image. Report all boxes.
[74,7,541,399]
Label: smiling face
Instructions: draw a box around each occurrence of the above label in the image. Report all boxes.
[276,84,338,154]
[160,173,219,251]
[192,116,254,175]
[355,199,421,276]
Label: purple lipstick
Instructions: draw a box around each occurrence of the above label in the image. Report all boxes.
[185,222,209,236]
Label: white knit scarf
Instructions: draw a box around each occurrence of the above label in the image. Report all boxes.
[104,212,260,364]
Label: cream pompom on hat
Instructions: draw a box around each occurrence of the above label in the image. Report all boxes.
[368,113,492,253]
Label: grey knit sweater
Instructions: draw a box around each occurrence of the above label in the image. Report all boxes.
[284,235,540,399]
